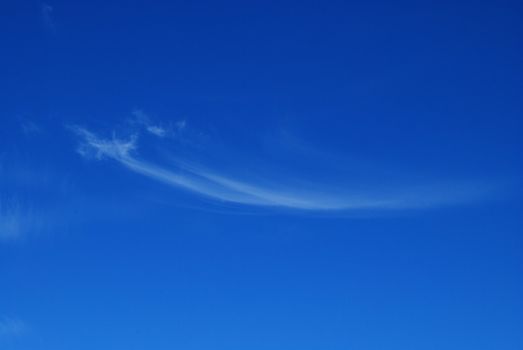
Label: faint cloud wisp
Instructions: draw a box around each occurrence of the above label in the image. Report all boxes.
[41,3,56,32]
[0,317,26,338]
[0,197,44,242]
[131,109,186,138]
[71,124,490,211]
[19,118,42,136]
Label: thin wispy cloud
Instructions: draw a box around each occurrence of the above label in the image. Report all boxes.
[0,163,63,242]
[175,119,187,131]
[0,197,44,242]
[71,125,490,211]
[19,118,42,136]
[74,128,137,160]
[145,125,167,138]
[41,3,56,32]
[0,317,26,338]
[131,109,186,138]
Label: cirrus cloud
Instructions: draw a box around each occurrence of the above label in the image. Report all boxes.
[70,123,492,211]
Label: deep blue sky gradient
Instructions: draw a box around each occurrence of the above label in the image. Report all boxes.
[1,1,522,349]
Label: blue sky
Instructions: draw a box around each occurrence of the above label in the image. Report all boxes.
[1,0,522,349]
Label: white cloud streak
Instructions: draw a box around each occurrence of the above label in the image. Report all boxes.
[72,127,485,211]
[145,125,167,137]
[131,109,186,138]
[74,128,137,159]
